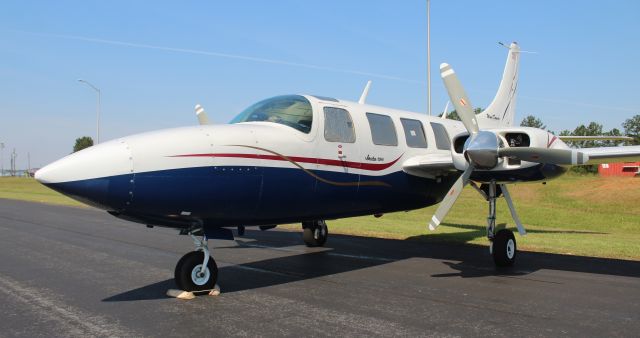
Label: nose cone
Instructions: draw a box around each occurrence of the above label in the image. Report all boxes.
[33,167,46,183]
[36,140,134,210]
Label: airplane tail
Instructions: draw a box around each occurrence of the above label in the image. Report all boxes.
[476,42,520,128]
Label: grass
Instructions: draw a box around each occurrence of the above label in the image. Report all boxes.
[2,175,639,260]
[0,177,84,207]
[281,174,640,260]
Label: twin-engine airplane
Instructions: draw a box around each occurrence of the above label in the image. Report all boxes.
[36,42,640,292]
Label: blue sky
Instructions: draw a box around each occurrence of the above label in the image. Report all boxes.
[1,0,639,168]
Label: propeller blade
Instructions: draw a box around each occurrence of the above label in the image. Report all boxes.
[498,147,589,165]
[428,166,474,231]
[195,104,210,125]
[500,184,526,236]
[440,63,479,135]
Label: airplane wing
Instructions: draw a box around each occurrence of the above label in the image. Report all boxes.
[402,153,456,178]
[580,145,640,164]
[401,145,640,178]
[559,136,633,142]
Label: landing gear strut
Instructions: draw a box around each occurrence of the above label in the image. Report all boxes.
[482,181,516,266]
[302,220,328,247]
[174,232,218,291]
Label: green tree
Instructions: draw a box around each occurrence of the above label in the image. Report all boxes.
[563,122,610,174]
[622,114,640,145]
[569,122,604,148]
[559,129,571,136]
[519,115,546,129]
[602,128,623,147]
[444,110,460,121]
[73,136,94,153]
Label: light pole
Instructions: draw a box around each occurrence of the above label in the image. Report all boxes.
[0,142,4,177]
[11,149,16,177]
[78,79,101,144]
[427,0,431,116]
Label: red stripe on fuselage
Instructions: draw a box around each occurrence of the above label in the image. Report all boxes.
[171,153,402,171]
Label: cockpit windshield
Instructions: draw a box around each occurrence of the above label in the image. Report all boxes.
[230,95,313,133]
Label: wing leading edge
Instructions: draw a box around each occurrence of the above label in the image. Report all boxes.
[580,145,640,165]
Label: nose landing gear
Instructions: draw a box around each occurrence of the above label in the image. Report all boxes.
[174,233,218,292]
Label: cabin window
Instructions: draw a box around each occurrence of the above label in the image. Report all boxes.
[366,113,398,146]
[400,118,428,148]
[231,95,313,133]
[430,122,451,150]
[324,107,356,143]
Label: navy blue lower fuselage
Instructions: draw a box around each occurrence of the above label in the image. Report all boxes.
[43,163,565,231]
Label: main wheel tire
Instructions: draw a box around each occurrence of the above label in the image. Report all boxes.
[302,221,328,247]
[492,229,516,267]
[174,251,218,292]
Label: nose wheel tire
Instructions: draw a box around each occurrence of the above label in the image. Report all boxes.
[491,229,516,267]
[174,251,218,292]
[302,220,328,247]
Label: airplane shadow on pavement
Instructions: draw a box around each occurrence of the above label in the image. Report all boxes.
[102,227,640,302]
[408,222,607,245]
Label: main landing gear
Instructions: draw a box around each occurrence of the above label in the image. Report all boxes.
[302,220,328,247]
[477,181,517,267]
[174,232,218,292]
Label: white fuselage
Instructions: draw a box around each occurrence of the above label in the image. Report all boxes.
[35,94,567,228]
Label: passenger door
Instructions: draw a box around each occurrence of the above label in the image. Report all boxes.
[361,112,404,172]
[314,106,360,204]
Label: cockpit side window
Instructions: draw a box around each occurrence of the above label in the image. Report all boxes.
[230,95,313,133]
[323,107,356,143]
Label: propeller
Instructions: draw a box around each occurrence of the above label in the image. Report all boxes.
[428,62,587,232]
[501,184,526,235]
[428,63,482,230]
[428,165,473,230]
[440,63,478,135]
[498,147,588,166]
[195,104,210,125]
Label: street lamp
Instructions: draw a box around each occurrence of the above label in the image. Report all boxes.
[78,79,101,144]
[427,0,431,116]
[0,142,4,177]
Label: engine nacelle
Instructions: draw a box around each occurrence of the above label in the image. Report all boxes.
[451,127,569,179]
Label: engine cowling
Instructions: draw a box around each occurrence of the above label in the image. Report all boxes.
[451,127,571,173]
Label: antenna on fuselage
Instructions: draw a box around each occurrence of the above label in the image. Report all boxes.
[195,104,210,125]
[441,101,450,119]
[358,80,372,104]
